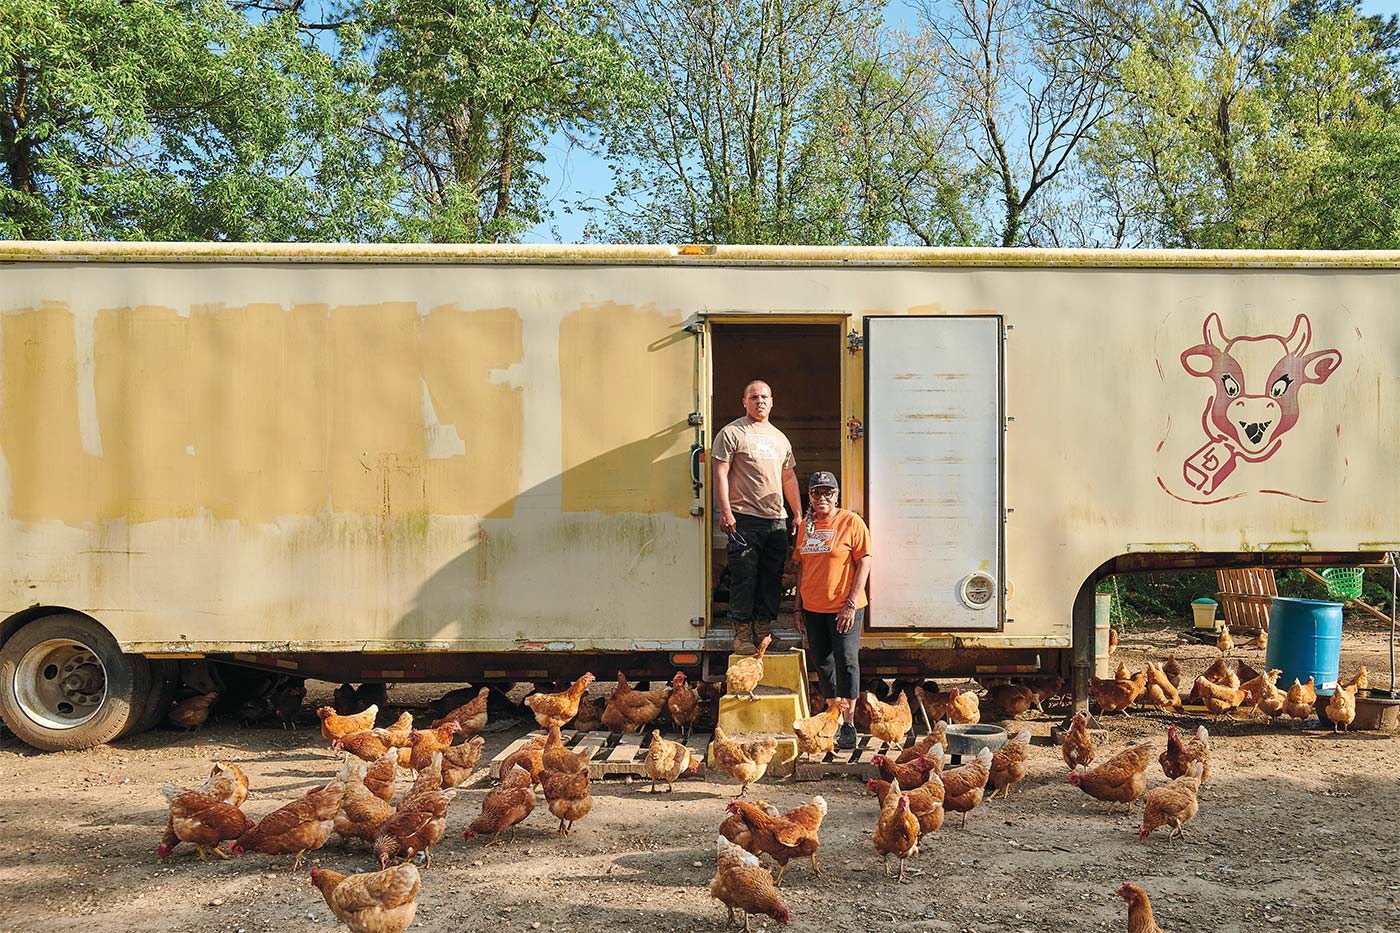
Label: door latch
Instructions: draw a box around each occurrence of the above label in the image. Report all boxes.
[688,411,704,427]
[847,418,865,441]
[847,330,864,352]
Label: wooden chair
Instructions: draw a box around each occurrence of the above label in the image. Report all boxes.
[1216,568,1277,633]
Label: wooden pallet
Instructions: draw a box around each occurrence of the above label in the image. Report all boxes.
[488,729,712,781]
[792,733,953,782]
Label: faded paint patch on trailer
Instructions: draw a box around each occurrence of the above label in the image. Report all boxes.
[560,302,693,515]
[0,301,525,524]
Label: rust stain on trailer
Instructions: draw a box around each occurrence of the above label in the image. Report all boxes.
[559,302,693,515]
[0,301,523,523]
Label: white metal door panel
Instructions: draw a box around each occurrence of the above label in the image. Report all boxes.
[865,316,1003,630]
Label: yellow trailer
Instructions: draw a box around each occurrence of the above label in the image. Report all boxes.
[1,242,1397,749]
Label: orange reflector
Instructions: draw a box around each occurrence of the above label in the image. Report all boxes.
[670,653,700,666]
[676,244,715,256]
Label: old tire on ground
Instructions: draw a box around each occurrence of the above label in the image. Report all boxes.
[0,613,150,751]
[126,658,178,737]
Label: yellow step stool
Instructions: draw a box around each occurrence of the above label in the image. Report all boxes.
[707,648,810,778]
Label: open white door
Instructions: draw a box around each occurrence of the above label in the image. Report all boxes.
[864,316,1004,630]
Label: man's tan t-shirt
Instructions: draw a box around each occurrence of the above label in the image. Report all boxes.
[712,416,796,520]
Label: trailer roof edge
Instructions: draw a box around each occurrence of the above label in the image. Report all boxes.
[3,241,1400,268]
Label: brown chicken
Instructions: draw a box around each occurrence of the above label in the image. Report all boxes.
[320,704,379,743]
[1326,686,1357,732]
[896,724,948,765]
[941,746,993,828]
[499,734,547,786]
[985,683,1037,718]
[711,724,779,796]
[871,752,938,791]
[372,712,416,748]
[1091,673,1146,714]
[664,672,702,740]
[540,762,593,835]
[1114,661,1132,681]
[873,781,920,882]
[334,730,393,763]
[1067,743,1153,812]
[333,683,359,717]
[1190,657,1239,704]
[868,774,945,836]
[1141,662,1184,713]
[1247,628,1268,651]
[441,736,486,788]
[1240,668,1282,712]
[725,796,827,885]
[1161,656,1183,690]
[572,696,607,733]
[1139,762,1203,841]
[359,752,396,804]
[1060,710,1096,771]
[1257,674,1287,719]
[396,723,461,772]
[310,863,420,933]
[1194,676,1246,720]
[726,635,774,697]
[159,782,255,861]
[524,673,596,729]
[169,692,218,731]
[374,759,455,867]
[914,684,951,723]
[1028,675,1066,710]
[601,673,671,736]
[1108,627,1119,654]
[1117,883,1170,933]
[1343,666,1370,692]
[333,761,396,847]
[464,763,536,845]
[720,800,779,851]
[948,687,981,724]
[541,726,593,775]
[1216,622,1234,656]
[1159,723,1211,783]
[864,690,914,747]
[644,730,701,792]
[232,780,346,870]
[430,686,490,735]
[1282,675,1316,717]
[710,835,790,932]
[988,727,1031,798]
[792,699,843,762]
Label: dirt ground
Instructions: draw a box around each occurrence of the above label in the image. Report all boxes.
[2,626,1398,933]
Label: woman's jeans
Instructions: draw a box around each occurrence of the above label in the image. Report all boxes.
[804,607,864,700]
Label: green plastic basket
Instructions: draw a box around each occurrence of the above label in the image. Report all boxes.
[1320,567,1364,601]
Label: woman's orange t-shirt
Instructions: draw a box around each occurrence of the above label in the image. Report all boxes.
[796,508,871,613]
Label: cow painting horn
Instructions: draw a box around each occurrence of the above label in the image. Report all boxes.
[1204,312,1227,348]
[1284,314,1310,355]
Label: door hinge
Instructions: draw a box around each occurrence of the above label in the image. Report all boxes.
[688,411,704,427]
[847,330,864,352]
[684,322,705,335]
[690,616,706,627]
[847,418,865,441]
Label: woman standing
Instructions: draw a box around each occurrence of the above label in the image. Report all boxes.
[793,471,872,750]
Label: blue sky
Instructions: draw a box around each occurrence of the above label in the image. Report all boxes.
[521,0,1400,244]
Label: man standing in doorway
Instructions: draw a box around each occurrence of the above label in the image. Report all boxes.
[712,380,803,655]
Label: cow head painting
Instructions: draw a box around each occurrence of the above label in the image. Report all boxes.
[1178,313,1342,496]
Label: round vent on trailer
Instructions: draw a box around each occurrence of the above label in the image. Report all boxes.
[958,572,997,610]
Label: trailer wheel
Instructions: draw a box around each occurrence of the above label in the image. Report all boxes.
[0,613,150,751]
[125,658,178,737]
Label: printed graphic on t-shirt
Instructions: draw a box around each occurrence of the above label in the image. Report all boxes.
[803,529,835,554]
[746,434,784,461]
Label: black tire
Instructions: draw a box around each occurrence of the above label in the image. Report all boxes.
[126,658,178,737]
[0,613,150,751]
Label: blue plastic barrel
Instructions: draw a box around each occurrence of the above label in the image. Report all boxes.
[1265,597,1343,691]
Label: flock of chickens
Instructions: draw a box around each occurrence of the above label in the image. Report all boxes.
[155,628,1360,933]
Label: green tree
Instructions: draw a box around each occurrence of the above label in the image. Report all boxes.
[0,0,400,240]
[351,0,643,243]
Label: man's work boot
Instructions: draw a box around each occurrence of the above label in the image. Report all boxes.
[752,617,781,651]
[731,622,757,656]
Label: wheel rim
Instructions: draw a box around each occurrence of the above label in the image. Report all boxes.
[13,638,107,729]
